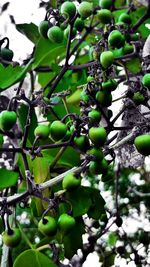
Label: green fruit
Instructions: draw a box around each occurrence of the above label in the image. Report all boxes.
[80,91,90,103]
[89,158,108,174]
[87,75,94,83]
[142,73,150,89]
[34,125,50,139]
[38,216,57,236]
[50,121,67,141]
[100,51,114,68]
[78,1,93,19]
[38,21,49,38]
[62,130,71,141]
[99,0,112,9]
[60,1,76,19]
[112,48,124,58]
[108,30,125,48]
[88,109,101,123]
[132,92,145,105]
[122,43,134,55]
[0,110,17,131]
[102,79,118,92]
[118,13,131,24]
[87,147,104,161]
[47,26,63,43]
[58,213,76,234]
[97,9,112,24]
[134,134,150,156]
[64,26,77,40]
[2,228,21,248]
[1,48,14,61]
[74,18,84,32]
[96,91,112,107]
[74,135,89,152]
[62,173,80,191]
[89,127,107,147]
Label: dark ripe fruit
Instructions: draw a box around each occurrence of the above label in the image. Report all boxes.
[100,51,114,69]
[122,43,134,55]
[38,216,57,236]
[58,213,76,234]
[102,79,118,92]
[107,109,113,119]
[1,48,14,61]
[134,134,150,156]
[118,13,131,24]
[88,109,101,123]
[89,127,107,147]
[115,216,123,227]
[74,18,84,32]
[0,110,17,131]
[132,92,145,105]
[74,135,90,152]
[78,1,93,19]
[34,125,50,139]
[62,173,80,191]
[87,147,104,162]
[2,228,21,247]
[50,120,67,141]
[60,1,76,20]
[89,158,108,175]
[99,0,112,9]
[108,30,125,48]
[47,26,63,43]
[38,21,49,39]
[96,91,112,107]
[97,9,112,24]
[64,26,77,40]
[142,73,150,89]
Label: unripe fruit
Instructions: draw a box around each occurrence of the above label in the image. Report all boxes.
[87,147,104,162]
[38,216,57,236]
[78,2,93,19]
[47,26,63,43]
[99,0,112,9]
[134,134,150,156]
[38,21,49,39]
[60,1,76,20]
[1,48,14,61]
[96,91,112,107]
[87,76,94,83]
[58,213,76,234]
[89,158,108,175]
[122,43,134,55]
[118,13,131,24]
[74,18,84,32]
[100,51,114,69]
[108,30,125,48]
[102,79,118,92]
[0,110,17,131]
[64,26,77,40]
[89,127,107,147]
[34,125,50,139]
[74,135,90,152]
[132,92,145,105]
[80,91,90,103]
[97,9,112,24]
[62,173,80,191]
[2,228,21,248]
[142,73,150,89]
[50,121,67,141]
[88,109,101,123]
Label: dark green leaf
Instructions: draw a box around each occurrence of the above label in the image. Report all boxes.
[16,23,40,44]
[87,188,105,219]
[107,232,118,247]
[13,249,57,267]
[0,168,19,190]
[125,57,142,74]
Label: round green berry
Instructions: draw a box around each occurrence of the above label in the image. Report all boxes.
[58,213,76,235]
[89,127,107,147]
[142,74,150,89]
[47,26,63,43]
[100,51,114,69]
[60,1,76,19]
[0,110,17,132]
[62,173,80,191]
[74,18,84,32]
[2,228,21,248]
[78,1,93,19]
[99,0,112,9]
[38,216,57,236]
[38,21,49,39]
[50,120,67,141]
[34,125,50,139]
[97,9,112,24]
[134,134,150,156]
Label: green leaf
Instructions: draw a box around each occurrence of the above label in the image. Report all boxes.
[13,249,57,267]
[32,157,49,184]
[63,217,85,259]
[87,188,105,220]
[0,168,19,190]
[16,23,40,44]
[107,232,118,247]
[0,60,33,91]
[66,186,92,217]
[125,57,142,74]
[131,7,150,39]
